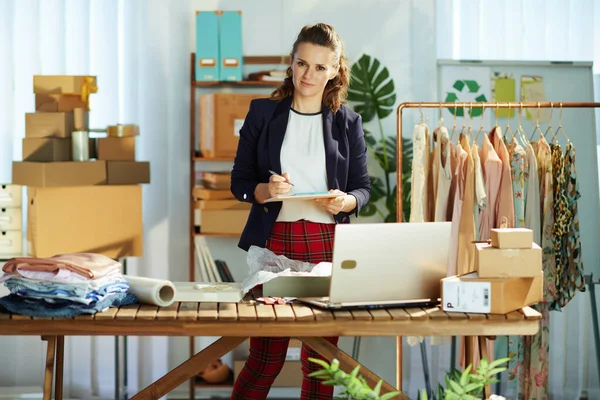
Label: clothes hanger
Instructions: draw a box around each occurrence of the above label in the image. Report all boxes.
[474,101,487,144]
[517,102,529,146]
[543,102,555,142]
[529,102,544,142]
[503,102,516,142]
[450,102,458,141]
[552,102,571,144]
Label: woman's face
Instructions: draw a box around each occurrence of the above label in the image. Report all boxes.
[291,42,339,99]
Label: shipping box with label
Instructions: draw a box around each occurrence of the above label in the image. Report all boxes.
[27,186,143,258]
[475,242,542,278]
[441,272,543,314]
[199,93,266,157]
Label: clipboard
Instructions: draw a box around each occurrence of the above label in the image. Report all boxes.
[263,191,343,203]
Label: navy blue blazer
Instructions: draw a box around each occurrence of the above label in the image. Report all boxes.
[230,96,371,251]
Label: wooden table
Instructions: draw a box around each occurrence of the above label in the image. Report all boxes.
[0,302,541,400]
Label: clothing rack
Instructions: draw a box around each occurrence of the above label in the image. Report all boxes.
[394,101,600,397]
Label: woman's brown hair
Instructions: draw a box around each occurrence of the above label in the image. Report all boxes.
[270,23,349,113]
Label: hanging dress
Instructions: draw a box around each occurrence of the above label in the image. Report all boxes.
[490,127,515,229]
[479,128,503,240]
[410,124,430,223]
[434,127,452,222]
[471,142,486,241]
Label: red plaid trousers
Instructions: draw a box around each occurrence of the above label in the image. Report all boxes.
[231,220,338,400]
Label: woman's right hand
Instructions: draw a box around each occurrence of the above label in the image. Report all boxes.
[267,172,292,198]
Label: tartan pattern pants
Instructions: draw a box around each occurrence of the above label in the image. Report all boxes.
[231,220,338,400]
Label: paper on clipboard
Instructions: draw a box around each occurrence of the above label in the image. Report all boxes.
[263,192,342,203]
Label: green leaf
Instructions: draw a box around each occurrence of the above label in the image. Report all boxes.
[307,357,331,369]
[384,213,396,223]
[479,358,488,370]
[418,389,428,400]
[488,357,511,369]
[462,394,480,400]
[487,367,507,377]
[447,380,464,395]
[446,392,460,400]
[363,128,377,147]
[374,136,397,173]
[307,370,331,377]
[372,379,383,396]
[462,383,482,393]
[369,176,386,203]
[359,202,378,217]
[460,364,472,386]
[379,391,402,400]
[321,379,337,386]
[350,365,361,378]
[385,189,397,216]
[348,54,396,123]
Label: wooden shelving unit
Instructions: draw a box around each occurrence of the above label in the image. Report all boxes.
[187,52,286,399]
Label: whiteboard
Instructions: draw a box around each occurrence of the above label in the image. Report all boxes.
[427,60,599,276]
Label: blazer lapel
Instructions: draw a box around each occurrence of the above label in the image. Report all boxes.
[267,97,293,174]
[322,104,338,189]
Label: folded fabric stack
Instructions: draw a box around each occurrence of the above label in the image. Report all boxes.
[0,253,137,317]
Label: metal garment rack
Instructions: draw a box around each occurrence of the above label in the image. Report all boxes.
[394,101,600,398]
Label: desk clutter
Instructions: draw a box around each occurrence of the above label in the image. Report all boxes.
[442,227,543,314]
[9,75,150,258]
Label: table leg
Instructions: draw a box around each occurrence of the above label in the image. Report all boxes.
[55,336,64,400]
[41,336,56,400]
[131,336,246,400]
[396,336,403,391]
[298,337,409,400]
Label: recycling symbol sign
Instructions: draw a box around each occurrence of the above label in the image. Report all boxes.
[445,80,488,117]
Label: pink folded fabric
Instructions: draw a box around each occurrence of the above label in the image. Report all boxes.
[2,253,121,280]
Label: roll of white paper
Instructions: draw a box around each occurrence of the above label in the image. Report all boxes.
[125,275,176,307]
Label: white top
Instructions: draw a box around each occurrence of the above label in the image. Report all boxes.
[409,123,429,222]
[276,108,334,224]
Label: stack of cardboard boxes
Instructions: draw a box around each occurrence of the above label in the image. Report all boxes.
[11,75,150,259]
[442,228,544,314]
[0,185,23,258]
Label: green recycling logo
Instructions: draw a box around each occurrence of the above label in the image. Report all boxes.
[445,80,487,117]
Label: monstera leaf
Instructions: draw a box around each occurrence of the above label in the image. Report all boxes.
[347,54,396,123]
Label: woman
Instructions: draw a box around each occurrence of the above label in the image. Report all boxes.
[230,23,370,400]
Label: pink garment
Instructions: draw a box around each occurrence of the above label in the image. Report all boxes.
[478,128,503,240]
[489,127,515,229]
[2,253,121,280]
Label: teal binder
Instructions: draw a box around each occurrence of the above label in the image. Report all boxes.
[219,11,243,81]
[195,11,219,82]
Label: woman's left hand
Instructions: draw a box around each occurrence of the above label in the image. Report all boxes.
[316,189,355,215]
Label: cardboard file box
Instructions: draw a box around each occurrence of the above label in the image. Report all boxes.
[193,187,235,201]
[195,11,220,81]
[27,186,142,258]
[25,112,74,138]
[199,93,266,157]
[490,228,533,249]
[0,231,22,256]
[12,161,106,187]
[22,138,71,162]
[218,11,243,81]
[106,161,150,185]
[0,208,22,231]
[475,242,542,278]
[97,137,136,161]
[199,209,249,234]
[0,185,22,208]
[35,94,88,112]
[201,172,230,190]
[441,272,543,314]
[194,200,249,227]
[33,76,97,95]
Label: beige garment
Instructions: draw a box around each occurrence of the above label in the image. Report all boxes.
[489,126,515,228]
[428,135,439,222]
[409,123,430,222]
[447,135,476,276]
[434,127,452,221]
[446,142,457,222]
[2,253,121,280]
[471,143,486,241]
[478,128,503,240]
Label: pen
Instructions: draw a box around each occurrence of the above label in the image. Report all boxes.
[268,170,295,186]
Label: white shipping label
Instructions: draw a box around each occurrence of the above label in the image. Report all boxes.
[233,119,245,137]
[443,280,491,313]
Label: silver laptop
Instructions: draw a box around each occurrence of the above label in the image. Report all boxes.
[299,222,451,311]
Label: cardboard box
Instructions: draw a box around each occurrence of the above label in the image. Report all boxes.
[195,11,220,82]
[441,272,543,314]
[22,138,71,162]
[35,94,88,112]
[12,161,106,187]
[33,75,97,95]
[234,360,301,387]
[201,172,230,190]
[263,276,331,298]
[107,124,139,138]
[475,242,542,278]
[199,93,266,158]
[97,137,136,161]
[0,184,22,208]
[106,161,150,185]
[25,112,74,138]
[490,228,534,249]
[27,186,142,258]
[200,209,249,234]
[218,11,243,81]
[193,187,235,200]
[0,208,22,231]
